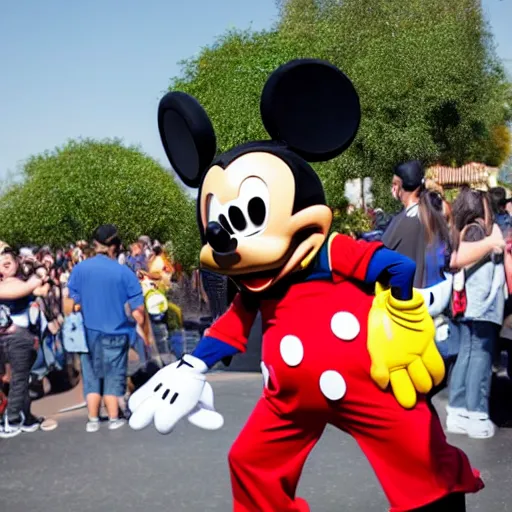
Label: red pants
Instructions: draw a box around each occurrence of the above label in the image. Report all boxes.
[226,281,483,511]
[228,396,483,512]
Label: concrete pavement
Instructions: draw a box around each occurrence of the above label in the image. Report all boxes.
[1,374,512,512]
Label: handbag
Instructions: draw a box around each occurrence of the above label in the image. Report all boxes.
[62,312,89,353]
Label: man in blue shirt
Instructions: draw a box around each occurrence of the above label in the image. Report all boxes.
[67,225,146,433]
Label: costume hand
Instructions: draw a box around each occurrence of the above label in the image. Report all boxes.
[128,355,223,434]
[368,284,445,409]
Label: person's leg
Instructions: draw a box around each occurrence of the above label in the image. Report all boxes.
[79,351,102,432]
[102,334,129,429]
[336,389,483,512]
[447,322,471,433]
[465,321,497,439]
[20,348,40,430]
[131,333,148,364]
[151,320,168,354]
[228,398,325,512]
[3,329,36,426]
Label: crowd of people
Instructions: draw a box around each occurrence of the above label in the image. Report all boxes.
[370,160,511,440]
[1,161,512,440]
[0,228,227,438]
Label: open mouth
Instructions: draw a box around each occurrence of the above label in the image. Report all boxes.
[238,268,279,292]
[235,227,323,292]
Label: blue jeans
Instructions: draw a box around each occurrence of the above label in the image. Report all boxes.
[80,329,129,398]
[448,321,498,414]
[151,320,169,354]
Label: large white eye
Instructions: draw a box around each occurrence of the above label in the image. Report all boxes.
[204,178,269,238]
[206,193,235,235]
[207,194,222,224]
[233,177,269,237]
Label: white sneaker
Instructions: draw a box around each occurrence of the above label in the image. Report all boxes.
[0,417,22,439]
[108,418,126,431]
[86,419,100,433]
[446,406,469,434]
[467,412,495,439]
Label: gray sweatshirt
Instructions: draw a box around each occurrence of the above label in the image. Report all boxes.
[464,259,506,326]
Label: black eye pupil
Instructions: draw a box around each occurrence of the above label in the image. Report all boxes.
[228,206,247,231]
[248,197,266,226]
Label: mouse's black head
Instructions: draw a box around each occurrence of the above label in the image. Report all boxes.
[158,59,361,293]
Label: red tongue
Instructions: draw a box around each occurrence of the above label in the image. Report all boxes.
[241,276,274,291]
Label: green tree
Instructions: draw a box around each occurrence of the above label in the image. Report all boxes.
[169,0,511,213]
[0,139,200,269]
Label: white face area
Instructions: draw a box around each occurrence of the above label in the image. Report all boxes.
[206,176,270,240]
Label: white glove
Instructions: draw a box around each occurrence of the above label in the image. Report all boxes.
[418,273,453,318]
[128,354,224,434]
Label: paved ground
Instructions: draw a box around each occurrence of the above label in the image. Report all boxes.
[2,374,512,512]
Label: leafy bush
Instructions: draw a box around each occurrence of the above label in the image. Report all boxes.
[169,0,511,209]
[0,139,200,269]
[332,207,373,237]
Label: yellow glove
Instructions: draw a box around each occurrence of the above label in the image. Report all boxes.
[367,283,445,409]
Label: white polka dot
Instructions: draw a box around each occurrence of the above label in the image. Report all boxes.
[319,371,347,401]
[279,335,304,367]
[260,361,269,389]
[331,312,360,341]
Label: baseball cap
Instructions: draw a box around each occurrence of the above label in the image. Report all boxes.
[93,224,121,247]
[138,235,151,246]
[394,160,425,192]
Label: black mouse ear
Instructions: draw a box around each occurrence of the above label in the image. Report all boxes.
[158,92,217,188]
[260,59,361,162]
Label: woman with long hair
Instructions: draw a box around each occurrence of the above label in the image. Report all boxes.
[418,189,452,288]
[384,161,505,317]
[446,187,505,439]
[0,244,50,438]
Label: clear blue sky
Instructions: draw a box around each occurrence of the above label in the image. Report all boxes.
[0,0,510,181]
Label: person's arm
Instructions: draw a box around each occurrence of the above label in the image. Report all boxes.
[132,305,149,345]
[63,267,80,315]
[505,246,512,294]
[364,248,416,301]
[124,269,148,342]
[328,232,416,301]
[329,233,384,283]
[450,223,504,269]
[0,275,43,300]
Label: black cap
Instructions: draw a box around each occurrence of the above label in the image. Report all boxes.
[394,160,425,192]
[93,224,121,247]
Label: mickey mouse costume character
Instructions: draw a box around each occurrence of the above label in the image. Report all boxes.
[128,60,483,511]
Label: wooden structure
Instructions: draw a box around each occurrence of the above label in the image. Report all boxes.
[426,162,499,191]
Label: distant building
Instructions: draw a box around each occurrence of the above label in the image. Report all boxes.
[426,162,499,191]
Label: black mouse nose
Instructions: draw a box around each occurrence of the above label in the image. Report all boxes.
[205,221,238,254]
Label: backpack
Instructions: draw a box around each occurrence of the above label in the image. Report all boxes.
[141,278,169,322]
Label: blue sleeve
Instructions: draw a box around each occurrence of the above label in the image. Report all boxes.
[365,247,416,301]
[67,266,81,304]
[123,268,145,310]
[192,336,240,369]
